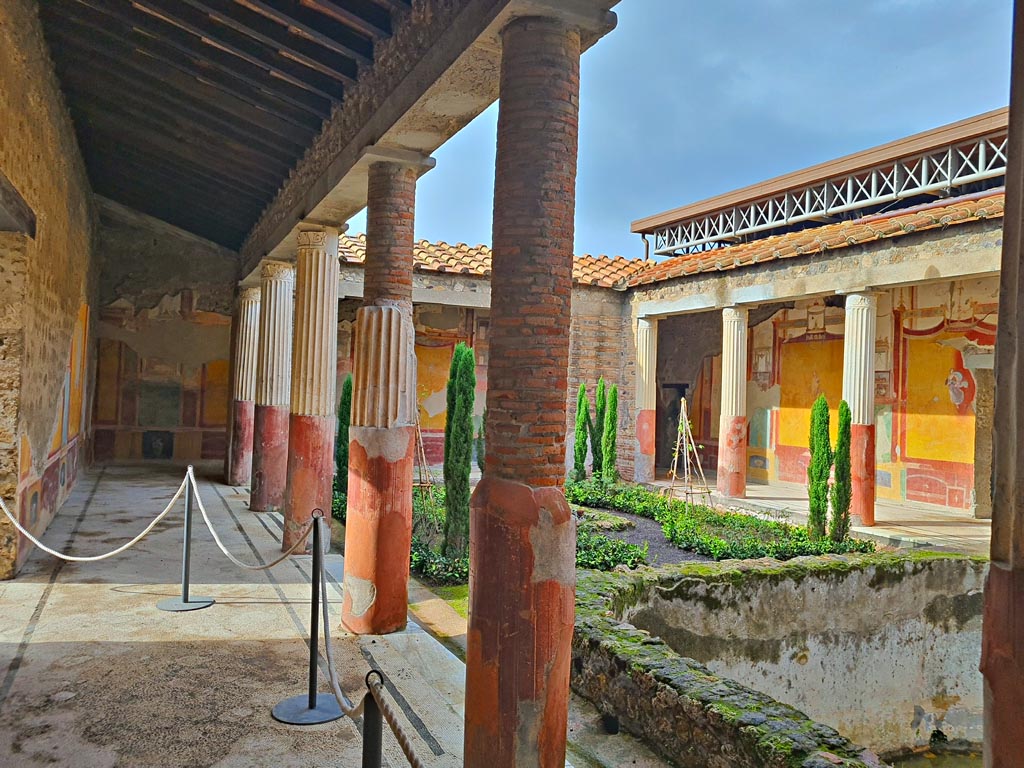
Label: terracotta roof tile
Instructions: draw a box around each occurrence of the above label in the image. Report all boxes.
[338,234,649,289]
[628,191,1005,287]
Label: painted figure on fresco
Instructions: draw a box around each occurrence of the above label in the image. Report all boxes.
[945,362,976,415]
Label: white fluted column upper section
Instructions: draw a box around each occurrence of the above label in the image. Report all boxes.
[720,307,748,418]
[255,261,295,407]
[291,226,340,417]
[232,287,261,401]
[636,318,658,410]
[351,306,416,428]
[842,293,878,426]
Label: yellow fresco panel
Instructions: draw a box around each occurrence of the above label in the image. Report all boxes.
[904,339,974,464]
[416,342,454,431]
[201,359,230,427]
[95,338,120,424]
[69,304,88,438]
[777,339,844,449]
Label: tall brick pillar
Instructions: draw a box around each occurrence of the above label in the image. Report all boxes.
[342,160,418,635]
[464,17,581,768]
[227,286,261,485]
[983,3,1024,760]
[716,306,748,498]
[251,262,294,513]
[634,317,658,483]
[841,292,877,527]
[283,225,340,551]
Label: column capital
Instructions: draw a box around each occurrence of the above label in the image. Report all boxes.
[296,223,341,248]
[260,260,295,282]
[359,145,435,173]
[238,286,261,303]
[501,1,616,36]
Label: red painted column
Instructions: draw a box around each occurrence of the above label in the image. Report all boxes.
[984,9,1024,761]
[342,159,420,635]
[841,293,877,526]
[464,17,582,768]
[283,226,340,551]
[251,261,294,513]
[634,317,658,483]
[227,287,260,485]
[716,307,748,498]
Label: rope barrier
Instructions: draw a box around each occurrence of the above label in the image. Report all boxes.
[187,467,314,570]
[0,475,188,562]
[318,523,362,718]
[366,673,426,768]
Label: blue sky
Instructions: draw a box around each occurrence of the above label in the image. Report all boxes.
[348,0,1013,259]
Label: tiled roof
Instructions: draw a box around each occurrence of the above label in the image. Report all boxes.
[628,191,1005,287]
[339,234,647,288]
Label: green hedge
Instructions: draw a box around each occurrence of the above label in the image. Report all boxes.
[566,479,875,561]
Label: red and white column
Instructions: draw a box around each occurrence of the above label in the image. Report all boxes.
[716,306,748,498]
[464,17,581,768]
[342,159,418,635]
[841,292,877,527]
[250,262,294,513]
[282,225,340,551]
[634,317,658,483]
[227,287,260,485]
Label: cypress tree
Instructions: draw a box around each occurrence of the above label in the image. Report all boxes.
[807,393,832,540]
[829,400,853,542]
[589,378,607,477]
[601,384,619,485]
[573,383,591,482]
[475,409,486,474]
[443,343,475,558]
[334,374,353,495]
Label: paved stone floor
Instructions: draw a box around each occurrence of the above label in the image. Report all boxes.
[651,474,992,555]
[0,463,668,768]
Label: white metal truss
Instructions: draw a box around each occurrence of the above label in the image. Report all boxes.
[653,131,1008,256]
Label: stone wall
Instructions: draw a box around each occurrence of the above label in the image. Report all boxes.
[92,201,237,463]
[0,0,99,577]
[616,553,987,757]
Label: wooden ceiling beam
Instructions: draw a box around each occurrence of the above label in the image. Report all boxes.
[307,0,390,41]
[243,0,372,63]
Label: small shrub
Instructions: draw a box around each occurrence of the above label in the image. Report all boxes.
[475,409,486,474]
[573,383,591,482]
[589,378,606,478]
[601,384,619,485]
[334,374,353,496]
[443,343,475,558]
[807,394,832,540]
[410,537,470,585]
[331,489,347,523]
[830,400,853,542]
[576,528,647,570]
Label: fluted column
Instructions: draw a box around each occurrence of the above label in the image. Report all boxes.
[841,293,878,526]
[283,225,341,551]
[342,160,418,635]
[250,262,294,513]
[465,17,581,768]
[634,317,658,482]
[716,306,748,498]
[227,287,261,485]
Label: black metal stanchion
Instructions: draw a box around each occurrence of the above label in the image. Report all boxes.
[158,466,214,612]
[362,672,384,768]
[272,511,343,725]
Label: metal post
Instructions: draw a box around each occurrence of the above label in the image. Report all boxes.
[271,512,343,725]
[362,675,383,768]
[158,466,215,612]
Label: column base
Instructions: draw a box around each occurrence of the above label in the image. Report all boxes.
[634,408,656,483]
[716,415,747,498]
[981,564,1024,764]
[341,426,414,635]
[251,404,289,513]
[226,400,255,486]
[283,414,335,552]
[851,423,876,527]
[464,476,575,768]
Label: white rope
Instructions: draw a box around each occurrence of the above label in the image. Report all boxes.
[317,519,362,718]
[0,475,188,562]
[187,467,314,571]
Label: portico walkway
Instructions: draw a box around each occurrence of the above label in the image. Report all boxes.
[651,475,992,556]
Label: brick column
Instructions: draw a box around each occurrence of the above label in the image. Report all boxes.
[841,293,877,526]
[716,306,748,498]
[227,286,261,485]
[634,317,658,482]
[283,225,340,551]
[464,17,580,768]
[250,262,294,513]
[983,5,1024,759]
[342,160,418,635]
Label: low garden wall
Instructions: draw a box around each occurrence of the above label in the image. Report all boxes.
[572,552,987,766]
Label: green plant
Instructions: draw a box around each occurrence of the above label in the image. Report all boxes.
[576,528,647,570]
[573,383,591,482]
[334,374,353,496]
[601,384,619,484]
[443,343,475,559]
[411,537,470,585]
[475,409,486,474]
[331,489,347,523]
[807,393,832,540]
[589,378,606,478]
[830,400,853,542]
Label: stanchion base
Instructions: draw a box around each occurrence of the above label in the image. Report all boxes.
[157,596,215,612]
[271,693,344,725]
